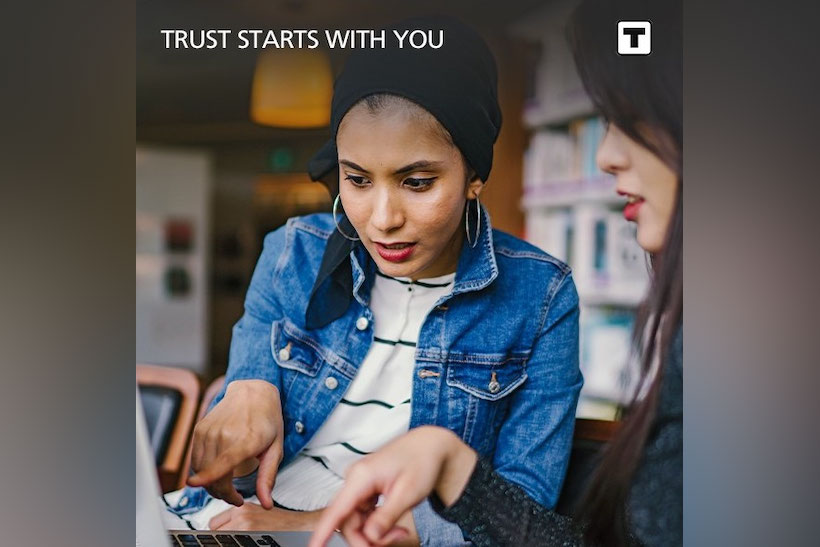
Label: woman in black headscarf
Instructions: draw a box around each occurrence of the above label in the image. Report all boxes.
[172,16,583,545]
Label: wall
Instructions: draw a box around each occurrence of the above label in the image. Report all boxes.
[136,146,212,372]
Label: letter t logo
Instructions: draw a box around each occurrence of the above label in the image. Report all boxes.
[618,21,651,55]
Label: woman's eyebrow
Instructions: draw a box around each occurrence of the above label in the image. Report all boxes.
[339,159,371,174]
[393,160,442,175]
[339,159,443,176]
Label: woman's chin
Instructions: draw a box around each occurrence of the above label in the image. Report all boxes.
[376,260,417,278]
[636,225,664,254]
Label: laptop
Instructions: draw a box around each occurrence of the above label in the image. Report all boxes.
[137,387,346,547]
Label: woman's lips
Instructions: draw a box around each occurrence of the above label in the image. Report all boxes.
[618,191,645,222]
[374,242,416,262]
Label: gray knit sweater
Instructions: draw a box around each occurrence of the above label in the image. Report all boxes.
[433,329,682,546]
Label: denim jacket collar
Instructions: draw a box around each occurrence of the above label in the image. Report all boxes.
[350,242,376,307]
[451,203,498,296]
[305,203,496,329]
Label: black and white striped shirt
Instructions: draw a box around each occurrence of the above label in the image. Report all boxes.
[272,270,455,510]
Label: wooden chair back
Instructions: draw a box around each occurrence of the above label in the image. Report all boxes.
[136,364,200,492]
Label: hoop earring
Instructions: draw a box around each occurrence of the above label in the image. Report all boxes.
[333,194,360,241]
[465,196,481,248]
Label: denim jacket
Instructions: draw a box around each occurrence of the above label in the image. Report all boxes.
[169,206,582,545]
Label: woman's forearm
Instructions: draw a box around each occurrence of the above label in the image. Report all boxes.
[434,430,479,507]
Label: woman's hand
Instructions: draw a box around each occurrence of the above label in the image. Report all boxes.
[309,426,478,547]
[209,503,321,531]
[187,379,284,509]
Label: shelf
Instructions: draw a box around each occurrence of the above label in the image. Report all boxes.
[579,289,644,308]
[523,93,595,129]
[521,175,624,209]
[576,397,620,420]
[577,278,647,308]
[524,108,594,129]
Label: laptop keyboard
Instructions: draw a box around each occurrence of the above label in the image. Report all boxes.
[171,533,282,546]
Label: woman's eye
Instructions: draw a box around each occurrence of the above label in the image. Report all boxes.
[344,175,369,187]
[403,177,436,190]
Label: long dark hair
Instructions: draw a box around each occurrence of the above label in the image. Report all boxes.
[566,0,682,544]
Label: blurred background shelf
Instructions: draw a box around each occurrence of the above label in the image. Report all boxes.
[578,286,645,308]
[575,397,620,421]
[523,92,595,129]
[521,175,624,209]
[511,0,648,419]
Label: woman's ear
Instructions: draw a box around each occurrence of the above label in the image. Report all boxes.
[466,178,484,200]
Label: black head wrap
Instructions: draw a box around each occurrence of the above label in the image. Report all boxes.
[308,15,502,194]
[305,16,501,330]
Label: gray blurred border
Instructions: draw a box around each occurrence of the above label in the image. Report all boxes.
[0,1,134,545]
[684,0,820,544]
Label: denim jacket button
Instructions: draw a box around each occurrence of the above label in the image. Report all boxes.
[488,371,501,394]
[294,421,305,434]
[278,346,291,361]
[324,376,338,390]
[356,316,369,331]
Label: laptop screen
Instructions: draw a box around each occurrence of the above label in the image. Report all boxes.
[137,386,172,547]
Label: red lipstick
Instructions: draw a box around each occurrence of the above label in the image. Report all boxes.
[374,242,416,262]
[618,191,645,222]
[623,200,644,221]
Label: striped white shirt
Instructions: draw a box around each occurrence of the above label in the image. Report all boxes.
[271,270,455,511]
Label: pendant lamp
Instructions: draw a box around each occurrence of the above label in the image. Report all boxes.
[250,49,333,128]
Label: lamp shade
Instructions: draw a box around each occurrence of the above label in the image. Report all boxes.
[250,49,333,128]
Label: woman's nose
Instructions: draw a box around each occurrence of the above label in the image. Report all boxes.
[596,125,629,175]
[370,186,405,233]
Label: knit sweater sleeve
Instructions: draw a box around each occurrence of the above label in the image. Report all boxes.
[430,457,585,547]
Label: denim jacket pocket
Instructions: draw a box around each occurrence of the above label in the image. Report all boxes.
[445,356,528,401]
[271,319,324,377]
[271,318,353,451]
[444,354,529,451]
